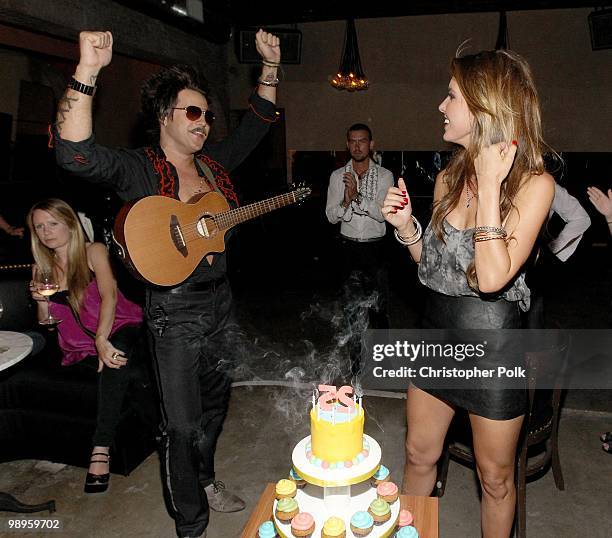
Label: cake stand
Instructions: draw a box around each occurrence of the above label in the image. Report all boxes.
[272,434,400,538]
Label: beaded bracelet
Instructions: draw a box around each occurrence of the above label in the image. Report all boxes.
[258,78,279,87]
[474,225,507,236]
[394,216,422,246]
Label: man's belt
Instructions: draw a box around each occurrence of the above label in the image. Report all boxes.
[341,235,384,243]
[166,276,227,294]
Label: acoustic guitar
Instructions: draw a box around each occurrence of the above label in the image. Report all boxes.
[113,187,311,286]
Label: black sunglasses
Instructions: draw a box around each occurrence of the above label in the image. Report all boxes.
[171,106,215,124]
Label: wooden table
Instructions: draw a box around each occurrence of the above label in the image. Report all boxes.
[241,483,438,537]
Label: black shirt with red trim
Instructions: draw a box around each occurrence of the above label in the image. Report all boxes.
[54,93,277,284]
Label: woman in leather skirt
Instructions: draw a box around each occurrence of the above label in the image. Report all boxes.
[382,50,555,538]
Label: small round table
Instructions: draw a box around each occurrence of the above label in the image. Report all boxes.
[0,331,33,372]
[0,330,55,514]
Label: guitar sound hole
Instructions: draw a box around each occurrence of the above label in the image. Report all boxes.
[196,216,218,239]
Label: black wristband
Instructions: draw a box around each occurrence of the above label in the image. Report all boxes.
[69,77,96,96]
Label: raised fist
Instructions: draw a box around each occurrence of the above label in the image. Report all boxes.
[78,31,113,73]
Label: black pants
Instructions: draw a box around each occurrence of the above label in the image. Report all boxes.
[66,325,141,446]
[340,237,389,375]
[146,278,235,538]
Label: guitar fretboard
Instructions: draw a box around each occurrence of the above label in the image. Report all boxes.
[212,191,301,230]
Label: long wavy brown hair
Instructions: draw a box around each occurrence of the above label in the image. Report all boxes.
[27,198,92,312]
[432,49,552,289]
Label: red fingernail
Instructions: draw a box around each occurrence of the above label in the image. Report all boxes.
[512,140,518,146]
[402,191,407,195]
[404,198,409,203]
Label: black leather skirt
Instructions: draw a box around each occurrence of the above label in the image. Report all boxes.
[417,290,526,420]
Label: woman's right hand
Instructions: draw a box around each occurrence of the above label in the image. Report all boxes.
[382,178,414,235]
[95,336,127,373]
[29,280,46,302]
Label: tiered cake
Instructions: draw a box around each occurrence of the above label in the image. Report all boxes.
[267,385,407,538]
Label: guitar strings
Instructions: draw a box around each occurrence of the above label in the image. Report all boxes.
[173,192,302,244]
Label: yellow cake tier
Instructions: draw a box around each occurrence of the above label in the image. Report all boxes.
[310,405,364,462]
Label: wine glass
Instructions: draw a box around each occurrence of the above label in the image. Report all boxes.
[0,298,7,353]
[34,270,62,326]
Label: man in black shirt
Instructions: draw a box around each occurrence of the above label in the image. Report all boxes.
[54,30,280,538]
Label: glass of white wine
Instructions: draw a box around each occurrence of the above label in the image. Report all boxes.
[34,269,62,326]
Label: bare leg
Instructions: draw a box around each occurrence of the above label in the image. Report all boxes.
[470,413,524,538]
[402,385,455,495]
[89,446,110,475]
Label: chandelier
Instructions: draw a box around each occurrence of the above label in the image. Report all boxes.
[330,19,369,91]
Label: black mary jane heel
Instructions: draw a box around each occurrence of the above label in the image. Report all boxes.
[84,452,110,494]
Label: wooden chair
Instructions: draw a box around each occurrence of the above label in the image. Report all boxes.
[435,336,570,538]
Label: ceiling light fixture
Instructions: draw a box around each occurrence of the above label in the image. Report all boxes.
[330,19,369,92]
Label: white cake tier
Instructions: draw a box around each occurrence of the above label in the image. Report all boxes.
[273,481,400,538]
[292,434,381,487]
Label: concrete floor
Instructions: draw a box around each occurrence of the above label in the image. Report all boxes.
[1,386,611,538]
[1,226,611,537]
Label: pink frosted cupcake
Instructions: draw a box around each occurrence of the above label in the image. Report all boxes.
[377,481,399,504]
[397,508,414,528]
[291,512,315,537]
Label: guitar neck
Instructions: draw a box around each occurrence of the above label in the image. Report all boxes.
[214,192,300,229]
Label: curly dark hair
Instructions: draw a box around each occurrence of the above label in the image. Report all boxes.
[140,64,208,139]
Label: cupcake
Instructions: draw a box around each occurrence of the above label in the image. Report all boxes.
[368,498,391,525]
[289,468,306,489]
[258,520,278,538]
[275,497,299,522]
[395,526,419,538]
[370,464,390,487]
[290,512,315,537]
[377,481,399,504]
[350,511,374,536]
[321,516,346,538]
[397,509,414,528]
[275,478,297,500]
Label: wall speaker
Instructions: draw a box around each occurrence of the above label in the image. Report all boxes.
[236,28,302,64]
[589,9,612,50]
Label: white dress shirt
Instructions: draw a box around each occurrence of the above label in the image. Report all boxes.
[325,159,394,241]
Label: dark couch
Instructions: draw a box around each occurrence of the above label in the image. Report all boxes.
[0,269,159,475]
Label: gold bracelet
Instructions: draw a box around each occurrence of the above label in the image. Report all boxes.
[258,78,279,87]
[473,235,506,243]
[474,225,507,236]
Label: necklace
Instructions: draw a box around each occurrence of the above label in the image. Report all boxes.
[465,181,477,208]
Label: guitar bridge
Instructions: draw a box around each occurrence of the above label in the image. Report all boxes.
[170,215,188,257]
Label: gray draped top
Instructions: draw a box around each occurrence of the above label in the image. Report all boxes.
[417,219,531,312]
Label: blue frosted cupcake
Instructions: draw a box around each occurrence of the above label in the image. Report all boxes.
[370,464,390,487]
[289,468,306,489]
[258,520,277,538]
[350,510,374,536]
[396,526,419,538]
